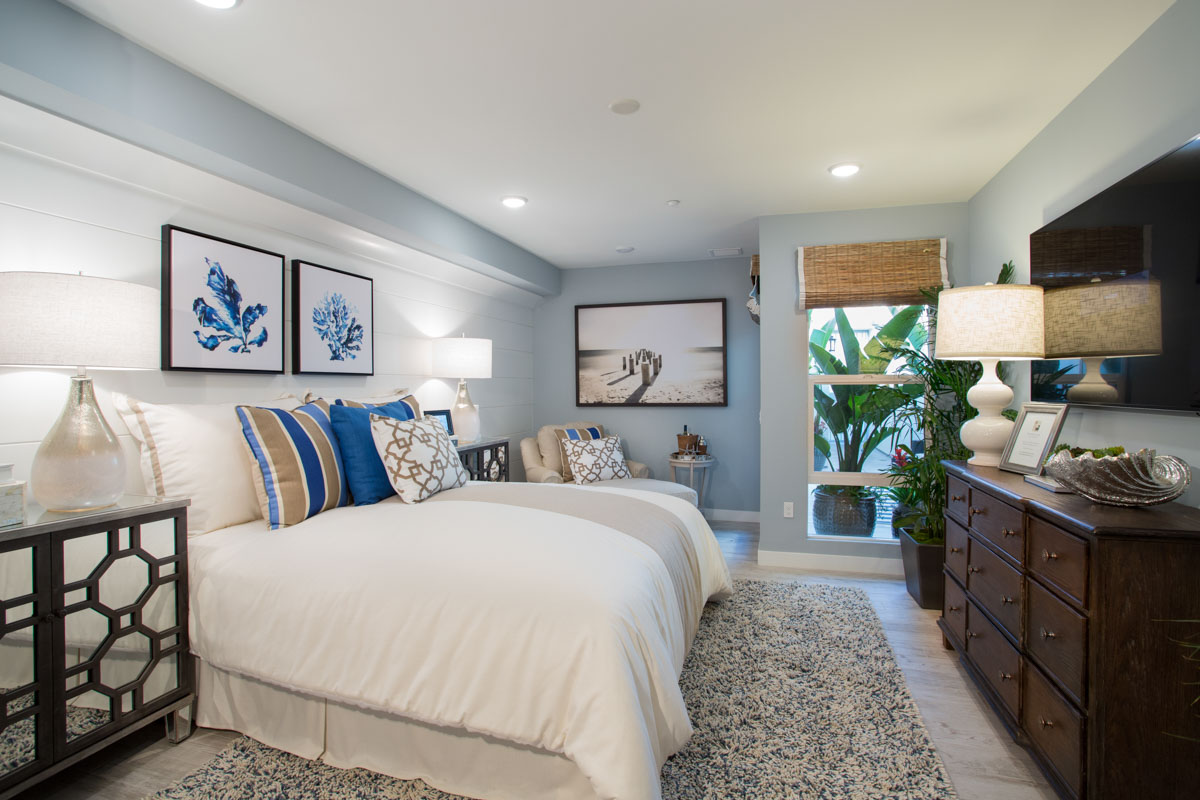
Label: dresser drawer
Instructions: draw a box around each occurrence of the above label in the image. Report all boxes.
[1027,579,1087,705]
[967,600,1020,719]
[945,517,968,583]
[943,576,967,645]
[1029,518,1088,608]
[967,536,1022,640]
[967,488,1024,565]
[947,475,969,524]
[1024,662,1085,798]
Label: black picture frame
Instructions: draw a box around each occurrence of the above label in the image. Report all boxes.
[575,298,727,407]
[161,225,285,373]
[291,260,375,376]
[426,408,455,439]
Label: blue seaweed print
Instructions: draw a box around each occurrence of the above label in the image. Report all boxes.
[191,259,269,353]
[312,292,364,361]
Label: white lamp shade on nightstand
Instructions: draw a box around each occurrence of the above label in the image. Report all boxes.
[432,336,493,444]
[1044,277,1162,403]
[0,272,159,511]
[935,283,1045,467]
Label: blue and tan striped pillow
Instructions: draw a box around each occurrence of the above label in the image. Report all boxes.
[554,425,604,482]
[236,400,349,529]
[336,394,421,417]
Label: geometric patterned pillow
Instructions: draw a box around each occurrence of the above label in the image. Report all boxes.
[236,400,349,529]
[370,415,469,503]
[561,436,632,485]
[554,425,605,482]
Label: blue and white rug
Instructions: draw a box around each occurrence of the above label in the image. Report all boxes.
[149,580,956,799]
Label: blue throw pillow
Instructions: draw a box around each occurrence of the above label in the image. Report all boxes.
[329,399,416,505]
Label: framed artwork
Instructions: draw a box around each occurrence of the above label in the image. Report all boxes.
[162,225,285,373]
[999,402,1069,475]
[426,409,455,440]
[575,299,726,406]
[291,260,374,375]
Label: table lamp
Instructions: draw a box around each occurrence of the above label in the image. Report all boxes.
[432,335,492,443]
[0,272,158,511]
[935,283,1044,467]
[1043,276,1162,403]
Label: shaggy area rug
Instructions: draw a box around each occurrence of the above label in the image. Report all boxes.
[148,580,955,799]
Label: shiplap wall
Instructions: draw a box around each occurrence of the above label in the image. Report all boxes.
[0,138,536,496]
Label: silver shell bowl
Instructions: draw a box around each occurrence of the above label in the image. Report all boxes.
[1044,448,1191,507]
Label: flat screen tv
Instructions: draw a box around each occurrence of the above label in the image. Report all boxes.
[1029,135,1200,414]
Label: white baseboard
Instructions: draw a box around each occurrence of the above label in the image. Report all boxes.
[757,549,903,578]
[702,508,761,523]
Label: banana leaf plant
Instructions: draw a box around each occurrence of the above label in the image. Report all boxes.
[809,307,925,480]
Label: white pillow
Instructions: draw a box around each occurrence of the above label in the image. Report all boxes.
[112,393,299,535]
[561,436,632,484]
[370,415,468,503]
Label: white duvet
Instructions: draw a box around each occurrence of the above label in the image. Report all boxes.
[189,483,732,800]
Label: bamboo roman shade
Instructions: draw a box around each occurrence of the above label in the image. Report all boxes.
[797,238,947,309]
[1030,226,1147,288]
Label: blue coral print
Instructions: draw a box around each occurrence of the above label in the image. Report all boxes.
[312,292,364,361]
[192,259,269,353]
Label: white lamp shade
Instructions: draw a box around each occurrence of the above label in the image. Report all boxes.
[1044,277,1162,358]
[432,337,492,379]
[935,284,1044,360]
[0,272,159,369]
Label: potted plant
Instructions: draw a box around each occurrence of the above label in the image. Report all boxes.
[809,306,924,536]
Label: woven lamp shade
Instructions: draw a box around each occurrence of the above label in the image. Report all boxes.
[935,284,1044,360]
[797,238,947,309]
[1044,277,1162,358]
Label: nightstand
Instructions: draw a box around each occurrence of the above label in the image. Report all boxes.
[0,495,194,800]
[456,437,509,482]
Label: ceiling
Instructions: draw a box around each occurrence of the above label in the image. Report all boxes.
[64,0,1172,270]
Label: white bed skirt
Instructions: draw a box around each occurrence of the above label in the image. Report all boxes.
[196,659,600,800]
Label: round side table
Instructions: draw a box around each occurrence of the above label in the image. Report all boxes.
[668,455,715,508]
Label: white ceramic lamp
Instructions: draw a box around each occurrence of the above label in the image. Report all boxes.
[1044,277,1162,403]
[936,284,1044,467]
[432,336,492,444]
[0,272,158,511]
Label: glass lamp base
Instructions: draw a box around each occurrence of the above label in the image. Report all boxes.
[31,375,125,512]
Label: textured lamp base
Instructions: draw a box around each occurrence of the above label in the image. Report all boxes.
[31,375,125,511]
[960,359,1014,468]
[450,378,481,444]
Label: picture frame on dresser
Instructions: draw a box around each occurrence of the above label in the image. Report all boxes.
[291,260,374,375]
[998,402,1068,475]
[161,225,285,374]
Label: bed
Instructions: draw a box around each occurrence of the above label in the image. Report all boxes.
[188,480,732,800]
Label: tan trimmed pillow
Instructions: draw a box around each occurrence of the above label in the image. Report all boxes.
[370,415,468,503]
[303,388,420,417]
[552,425,605,482]
[561,436,632,485]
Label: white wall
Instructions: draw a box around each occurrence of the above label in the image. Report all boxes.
[532,258,761,515]
[757,203,970,571]
[967,0,1200,507]
[0,103,537,496]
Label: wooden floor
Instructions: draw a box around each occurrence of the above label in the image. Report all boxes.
[22,523,1056,800]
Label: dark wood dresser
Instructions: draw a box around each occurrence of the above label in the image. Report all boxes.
[939,461,1200,800]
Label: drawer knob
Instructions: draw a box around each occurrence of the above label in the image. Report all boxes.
[1041,549,1059,561]
[1038,716,1055,729]
[998,670,1014,681]
[967,631,979,639]
[951,494,965,503]
[1001,527,1018,538]
[1001,596,1015,605]
[949,547,963,554]
[970,507,987,516]
[947,605,961,613]
[967,566,982,574]
[1040,627,1057,640]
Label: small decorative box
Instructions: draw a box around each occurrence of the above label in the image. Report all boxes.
[0,464,26,528]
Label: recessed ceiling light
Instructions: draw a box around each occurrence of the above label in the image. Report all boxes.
[501,196,527,209]
[609,99,641,115]
[195,0,240,8]
[665,199,680,207]
[615,246,636,254]
[828,163,861,178]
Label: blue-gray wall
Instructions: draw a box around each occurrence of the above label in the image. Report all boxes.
[758,203,970,560]
[532,259,760,512]
[968,0,1200,507]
